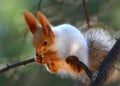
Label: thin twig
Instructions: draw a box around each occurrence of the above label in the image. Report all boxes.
[0,58,35,73]
[82,0,90,28]
[37,0,42,11]
[7,30,28,78]
[16,30,28,61]
[2,29,28,46]
[30,0,42,12]
[75,59,92,79]
[98,0,116,18]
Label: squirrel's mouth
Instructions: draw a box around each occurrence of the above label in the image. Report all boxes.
[36,49,53,58]
[36,52,47,58]
[36,53,42,57]
[41,54,44,57]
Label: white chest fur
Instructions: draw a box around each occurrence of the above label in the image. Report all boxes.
[52,24,88,66]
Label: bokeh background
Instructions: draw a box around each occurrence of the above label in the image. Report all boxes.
[0,0,120,86]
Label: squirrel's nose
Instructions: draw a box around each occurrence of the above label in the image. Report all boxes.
[36,53,39,57]
[36,53,44,57]
[36,53,42,57]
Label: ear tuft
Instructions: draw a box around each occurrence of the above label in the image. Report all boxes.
[37,11,51,36]
[24,11,38,34]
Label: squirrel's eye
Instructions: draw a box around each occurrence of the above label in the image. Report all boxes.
[43,41,47,46]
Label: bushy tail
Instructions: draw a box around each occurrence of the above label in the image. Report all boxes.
[84,28,115,72]
[78,28,117,86]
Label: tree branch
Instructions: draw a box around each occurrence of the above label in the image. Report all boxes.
[98,0,116,18]
[37,0,42,11]
[30,0,42,12]
[0,36,119,86]
[90,38,120,86]
[0,58,35,73]
[66,38,120,86]
[82,0,90,28]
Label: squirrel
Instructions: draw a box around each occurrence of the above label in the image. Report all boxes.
[23,11,116,85]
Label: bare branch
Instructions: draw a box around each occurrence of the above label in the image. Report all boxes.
[0,0,42,74]
[37,0,42,11]
[82,0,90,28]
[0,58,35,73]
[66,38,120,86]
[98,0,116,18]
[7,30,28,78]
[30,0,42,12]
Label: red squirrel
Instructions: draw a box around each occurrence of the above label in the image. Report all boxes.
[23,11,116,85]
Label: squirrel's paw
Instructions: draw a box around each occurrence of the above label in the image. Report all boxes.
[66,56,83,73]
[66,56,79,64]
[35,56,42,64]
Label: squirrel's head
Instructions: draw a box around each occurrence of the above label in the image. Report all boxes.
[24,11,55,58]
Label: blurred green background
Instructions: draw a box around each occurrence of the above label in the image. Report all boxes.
[0,0,120,86]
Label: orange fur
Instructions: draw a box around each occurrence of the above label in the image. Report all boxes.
[36,52,61,64]
[49,60,83,74]
[24,11,38,34]
[36,51,62,73]
[24,11,84,75]
[36,51,83,73]
[24,11,117,85]
[37,11,55,38]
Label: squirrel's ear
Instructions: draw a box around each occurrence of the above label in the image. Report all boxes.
[24,11,38,34]
[37,11,54,38]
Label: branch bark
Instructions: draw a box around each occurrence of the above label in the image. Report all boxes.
[37,0,42,11]
[82,0,90,28]
[67,38,120,86]
[90,38,120,86]
[0,58,35,73]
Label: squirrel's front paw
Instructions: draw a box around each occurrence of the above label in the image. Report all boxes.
[35,53,50,64]
[66,56,83,73]
[35,56,42,64]
[35,53,45,64]
[66,55,79,64]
